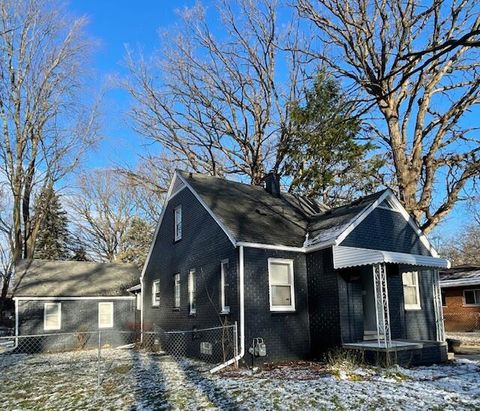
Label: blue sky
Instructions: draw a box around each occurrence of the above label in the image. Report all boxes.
[66,0,469,240]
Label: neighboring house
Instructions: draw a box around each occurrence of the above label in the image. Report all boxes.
[13,260,140,351]
[440,266,480,332]
[141,171,450,366]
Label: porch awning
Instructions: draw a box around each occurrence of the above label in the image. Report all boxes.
[333,246,450,269]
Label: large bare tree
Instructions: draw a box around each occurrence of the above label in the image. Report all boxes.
[0,0,98,301]
[69,170,150,263]
[124,0,311,185]
[298,0,480,233]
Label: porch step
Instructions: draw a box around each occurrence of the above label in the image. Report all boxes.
[364,331,380,341]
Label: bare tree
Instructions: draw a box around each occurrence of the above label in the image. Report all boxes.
[124,0,312,185]
[298,0,480,233]
[0,0,98,290]
[69,170,142,262]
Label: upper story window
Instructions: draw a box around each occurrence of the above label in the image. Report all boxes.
[174,273,181,309]
[174,205,182,241]
[220,260,230,314]
[464,289,480,306]
[188,269,196,315]
[152,280,160,307]
[44,302,61,331]
[268,258,295,312]
[98,302,114,328]
[402,271,421,310]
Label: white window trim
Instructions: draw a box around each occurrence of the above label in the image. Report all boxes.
[44,302,61,331]
[98,302,114,329]
[220,259,230,314]
[136,292,142,310]
[403,271,422,310]
[463,289,480,306]
[174,273,181,309]
[268,258,296,312]
[152,280,160,307]
[174,205,182,241]
[188,269,196,315]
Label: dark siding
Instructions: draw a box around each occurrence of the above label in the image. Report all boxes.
[142,187,239,334]
[243,248,309,362]
[307,248,341,357]
[341,208,430,255]
[18,299,135,335]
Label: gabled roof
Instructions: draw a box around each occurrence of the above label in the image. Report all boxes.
[13,260,140,297]
[440,266,480,287]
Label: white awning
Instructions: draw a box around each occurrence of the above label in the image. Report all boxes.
[333,246,450,269]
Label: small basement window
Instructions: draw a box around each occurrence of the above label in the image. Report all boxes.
[174,205,182,241]
[44,302,61,331]
[268,258,295,312]
[152,280,160,307]
[174,273,181,309]
[464,289,480,306]
[402,271,421,310]
[220,260,230,314]
[98,302,114,328]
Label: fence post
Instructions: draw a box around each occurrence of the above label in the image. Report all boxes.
[233,322,238,368]
[97,331,101,387]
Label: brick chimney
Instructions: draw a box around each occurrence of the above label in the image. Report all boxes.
[265,172,281,197]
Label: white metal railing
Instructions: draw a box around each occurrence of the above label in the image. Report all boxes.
[373,263,391,348]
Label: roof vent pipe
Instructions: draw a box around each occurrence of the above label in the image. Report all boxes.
[265,172,281,198]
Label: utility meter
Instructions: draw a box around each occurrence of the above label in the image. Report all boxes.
[248,337,267,357]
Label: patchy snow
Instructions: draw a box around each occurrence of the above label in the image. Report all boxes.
[1,349,480,410]
[447,332,480,346]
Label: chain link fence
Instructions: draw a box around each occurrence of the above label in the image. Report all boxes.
[443,312,480,333]
[0,323,238,389]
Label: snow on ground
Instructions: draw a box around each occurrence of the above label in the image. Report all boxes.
[1,349,480,410]
[447,332,480,346]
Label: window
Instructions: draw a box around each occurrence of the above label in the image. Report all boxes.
[441,290,446,307]
[188,269,196,315]
[220,260,230,314]
[464,289,480,306]
[174,205,182,241]
[152,280,160,307]
[402,271,421,310]
[136,293,142,310]
[98,302,114,328]
[268,259,295,312]
[44,302,61,330]
[174,273,181,309]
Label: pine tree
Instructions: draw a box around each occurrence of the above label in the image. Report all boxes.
[33,186,71,260]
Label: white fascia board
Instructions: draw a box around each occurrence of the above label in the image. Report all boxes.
[236,241,305,253]
[13,296,135,301]
[176,173,237,246]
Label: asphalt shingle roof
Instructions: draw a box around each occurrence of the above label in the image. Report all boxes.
[439,266,480,282]
[13,260,140,297]
[180,171,387,248]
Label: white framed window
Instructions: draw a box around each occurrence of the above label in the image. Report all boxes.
[98,302,114,328]
[402,271,421,310]
[188,269,196,315]
[44,302,61,331]
[464,289,480,306]
[174,205,182,241]
[220,260,230,314]
[174,273,181,309]
[136,293,142,310]
[152,280,160,307]
[268,258,295,312]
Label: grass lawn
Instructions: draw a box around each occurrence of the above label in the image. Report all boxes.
[1,349,479,410]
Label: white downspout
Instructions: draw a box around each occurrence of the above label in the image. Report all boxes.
[140,278,144,342]
[210,245,245,373]
[14,298,19,349]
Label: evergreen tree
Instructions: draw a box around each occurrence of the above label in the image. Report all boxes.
[283,72,384,206]
[33,186,71,260]
[117,217,154,269]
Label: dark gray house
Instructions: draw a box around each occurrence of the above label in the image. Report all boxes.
[141,171,450,366]
[13,260,140,350]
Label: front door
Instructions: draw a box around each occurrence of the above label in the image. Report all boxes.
[361,269,377,332]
